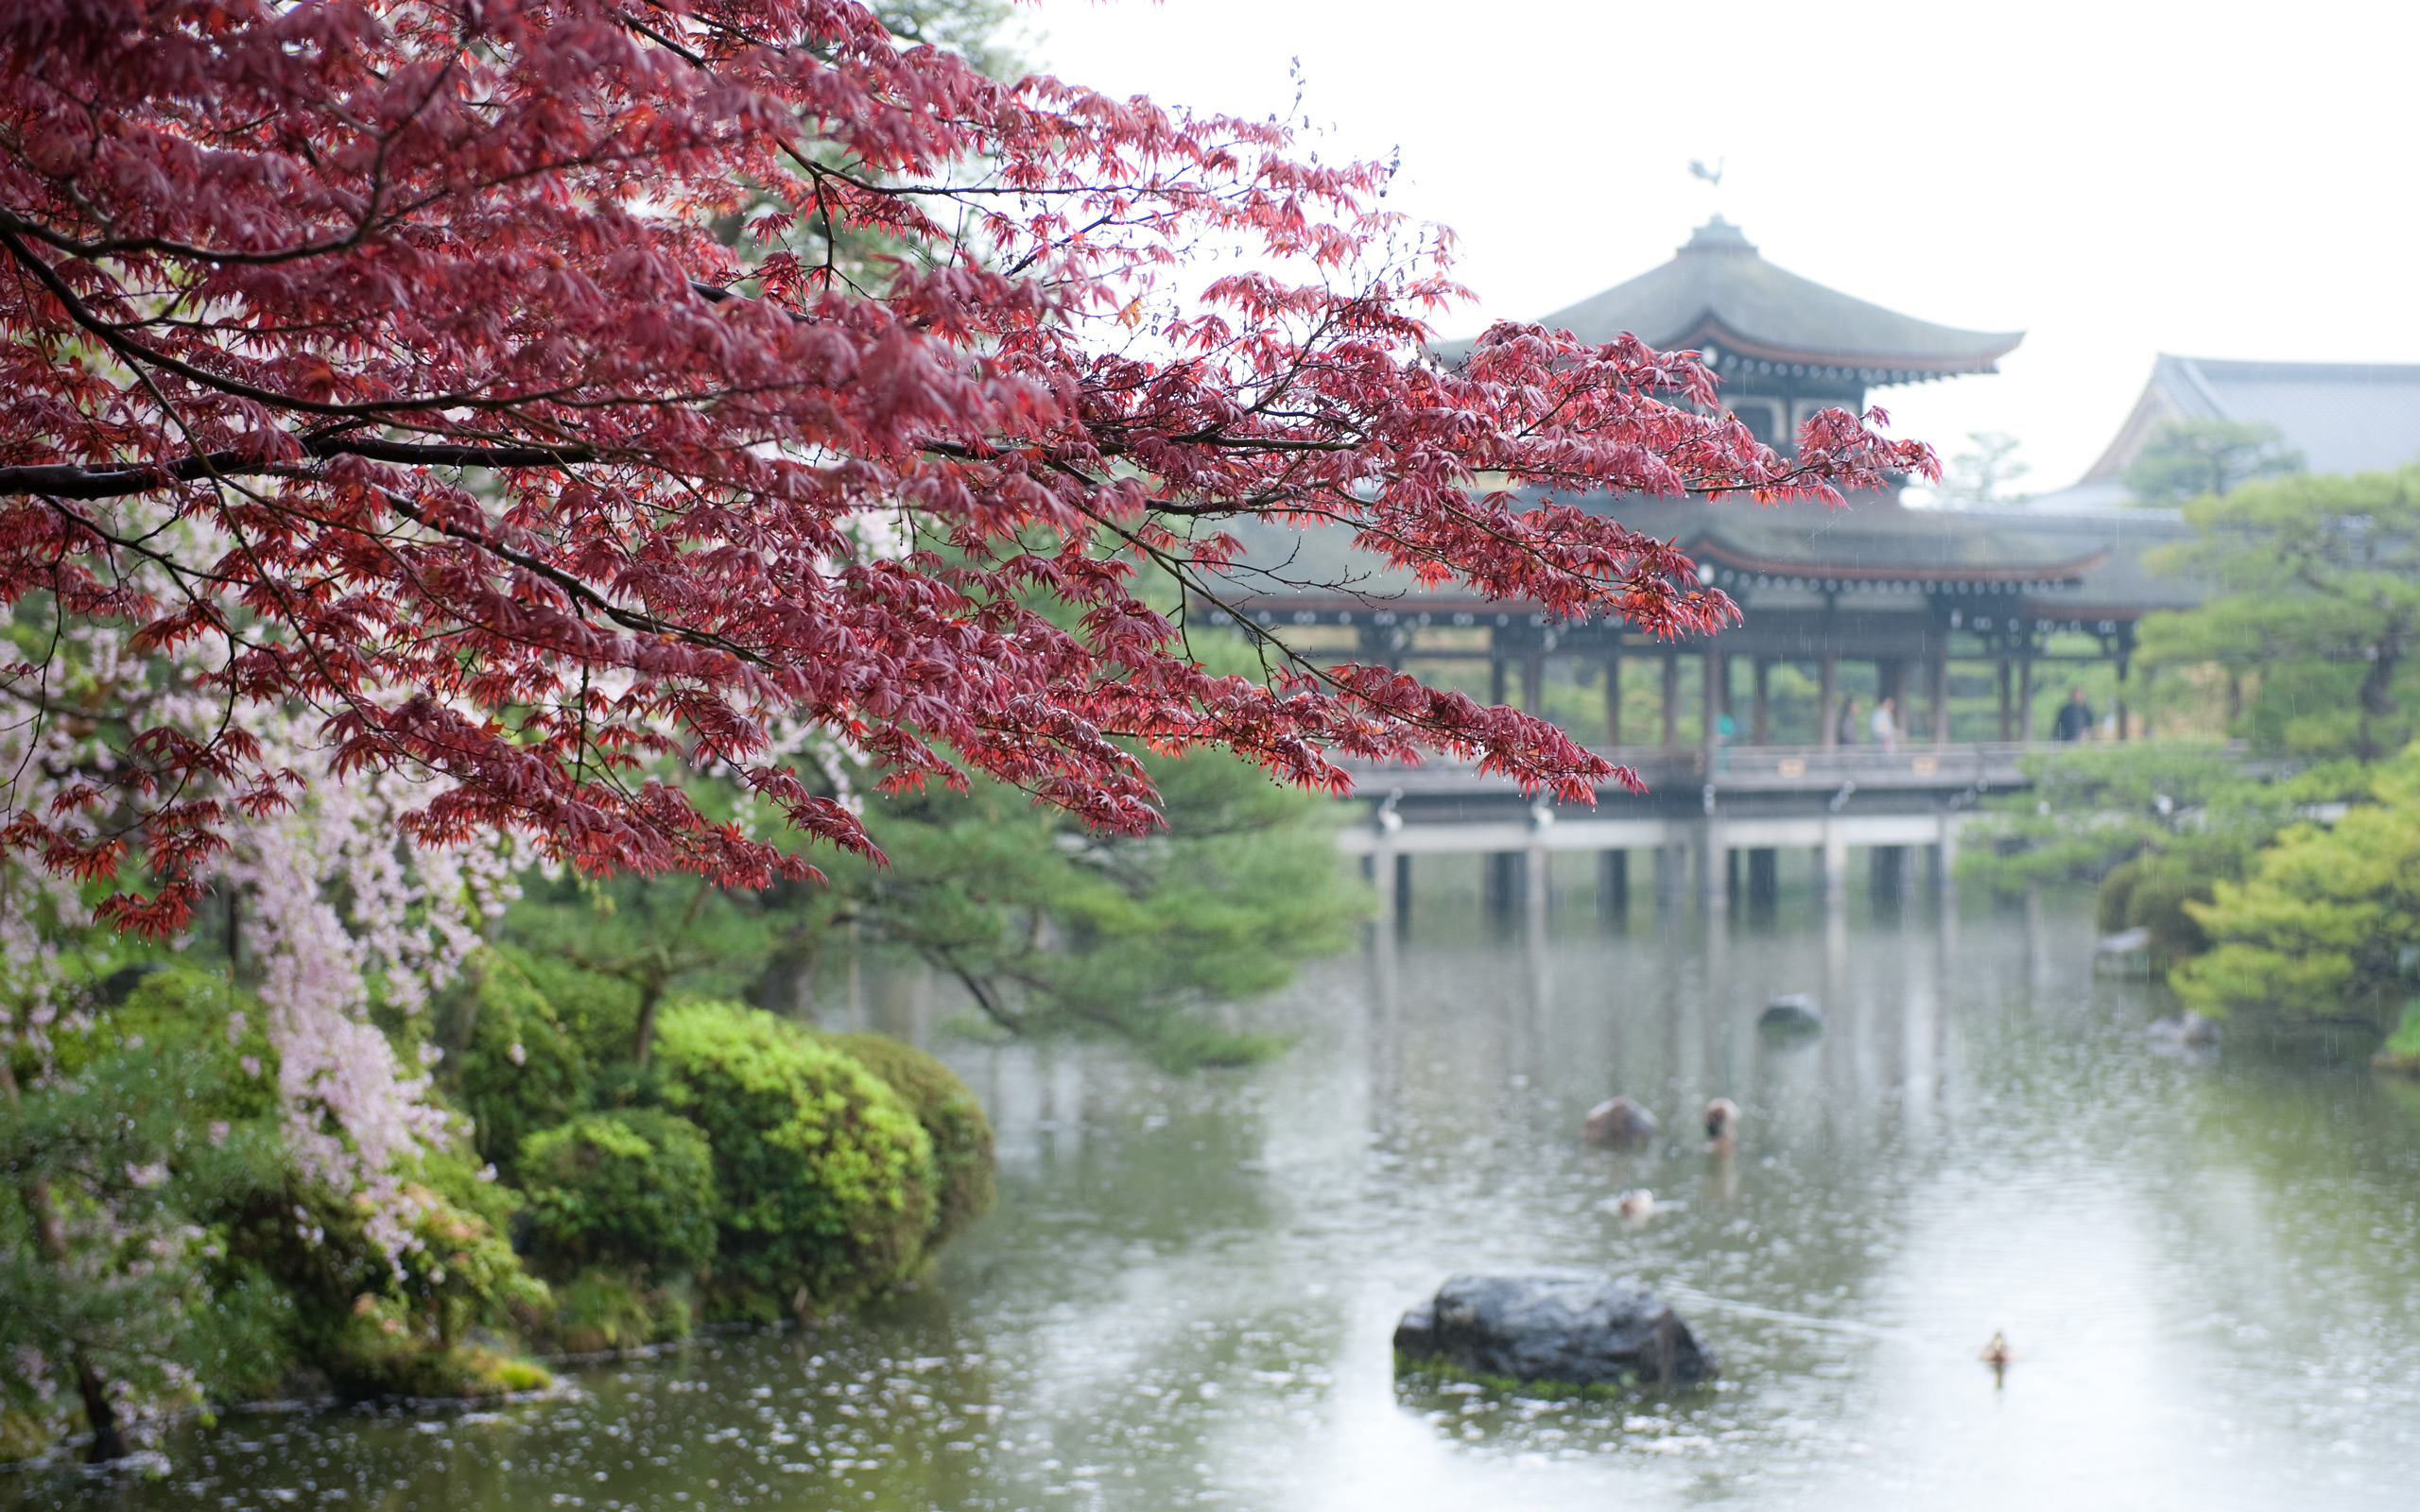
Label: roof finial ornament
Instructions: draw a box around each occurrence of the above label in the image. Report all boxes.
[1688,156,1724,190]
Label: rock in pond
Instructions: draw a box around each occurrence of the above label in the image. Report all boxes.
[1758,994,1825,1036]
[1394,1269,1715,1388]
[1581,1095,1658,1147]
[2145,1010,2220,1048]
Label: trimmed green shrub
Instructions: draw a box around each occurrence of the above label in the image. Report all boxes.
[434,949,589,1177]
[518,1109,718,1278]
[651,1001,936,1319]
[495,944,643,1074]
[821,1031,995,1250]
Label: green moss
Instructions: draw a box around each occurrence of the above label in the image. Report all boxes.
[820,1032,996,1251]
[1391,1351,1639,1401]
[328,1315,552,1399]
[538,1267,694,1353]
[429,949,589,1177]
[519,1109,718,1278]
[652,1001,936,1320]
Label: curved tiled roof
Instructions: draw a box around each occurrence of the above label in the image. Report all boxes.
[1522,218,2022,379]
[2077,353,2420,483]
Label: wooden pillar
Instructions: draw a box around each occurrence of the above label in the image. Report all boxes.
[1603,652,1622,747]
[2116,658,2131,741]
[1752,658,1772,747]
[2018,657,2036,746]
[1929,654,1950,747]
[1661,653,1680,750]
[1702,646,1724,766]
[1489,654,1508,707]
[1819,652,1839,749]
[1521,647,1544,714]
[1996,660,2014,742]
[1599,850,1628,919]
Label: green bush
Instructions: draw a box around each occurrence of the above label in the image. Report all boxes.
[651,1001,936,1319]
[821,1031,995,1251]
[518,1109,718,1279]
[2096,854,2217,963]
[2377,1001,2420,1074]
[2176,745,2420,1023]
[495,944,644,1074]
[434,949,588,1177]
[539,1266,694,1354]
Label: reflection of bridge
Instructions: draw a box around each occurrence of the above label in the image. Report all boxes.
[1338,743,2039,912]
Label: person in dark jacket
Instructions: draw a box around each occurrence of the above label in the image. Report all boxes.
[2051,687,2095,742]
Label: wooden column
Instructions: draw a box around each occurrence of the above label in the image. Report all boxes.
[1929,654,1950,747]
[1819,652,1839,748]
[1702,646,1724,766]
[1996,660,2014,742]
[1752,658,1772,747]
[2018,657,2036,746]
[2116,658,2131,741]
[1489,654,1508,707]
[1661,653,1680,750]
[1521,648,1545,714]
[1603,652,1622,747]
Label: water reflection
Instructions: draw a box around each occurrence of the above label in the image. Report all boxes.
[13,898,2420,1512]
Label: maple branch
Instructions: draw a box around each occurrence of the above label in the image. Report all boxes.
[0,438,605,500]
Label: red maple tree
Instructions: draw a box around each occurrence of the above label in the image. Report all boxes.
[0,0,1931,935]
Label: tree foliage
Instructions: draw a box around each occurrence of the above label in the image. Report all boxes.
[2175,744,2420,1028]
[1926,430,2031,509]
[1957,743,2365,966]
[499,746,1363,1065]
[0,0,1930,936]
[2139,464,2420,757]
[2121,418,2303,506]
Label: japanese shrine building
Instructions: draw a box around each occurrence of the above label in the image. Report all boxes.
[1202,218,2202,760]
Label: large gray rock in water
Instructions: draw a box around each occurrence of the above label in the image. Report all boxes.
[1757,994,1825,1037]
[1393,1269,1715,1387]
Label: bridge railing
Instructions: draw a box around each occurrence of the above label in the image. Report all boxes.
[1341,741,2048,797]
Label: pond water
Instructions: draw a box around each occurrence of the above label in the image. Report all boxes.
[13,891,2420,1512]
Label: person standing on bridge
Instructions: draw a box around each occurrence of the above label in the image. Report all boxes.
[2052,687,2096,743]
[1871,696,1899,753]
[1837,696,1860,747]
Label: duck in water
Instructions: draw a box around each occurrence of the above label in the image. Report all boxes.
[1614,1188,1655,1223]
[1703,1097,1741,1155]
[1979,1331,2014,1384]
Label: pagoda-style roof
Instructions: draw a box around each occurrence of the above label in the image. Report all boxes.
[2081,353,2420,483]
[1519,218,2022,385]
[1203,494,2114,620]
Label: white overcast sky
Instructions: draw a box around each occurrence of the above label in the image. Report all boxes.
[1020,0,2420,491]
